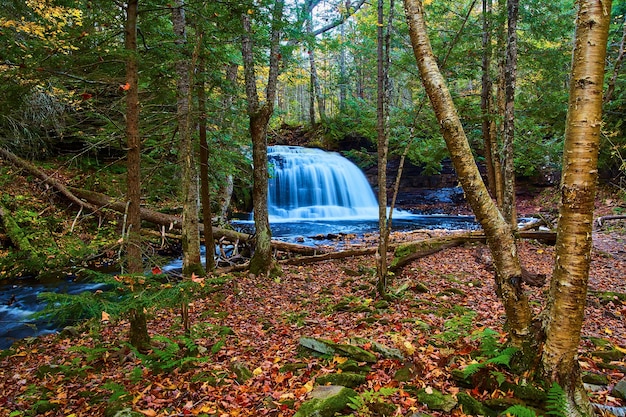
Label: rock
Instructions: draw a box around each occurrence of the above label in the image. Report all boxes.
[612,379,626,400]
[299,337,377,363]
[393,362,421,382]
[582,372,610,385]
[457,392,497,416]
[371,341,405,360]
[294,385,357,417]
[316,372,366,388]
[416,387,457,412]
[591,349,625,362]
[337,359,371,373]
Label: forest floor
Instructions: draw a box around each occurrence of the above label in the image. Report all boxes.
[1,186,626,417]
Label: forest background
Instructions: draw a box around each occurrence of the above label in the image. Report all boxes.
[1,0,626,417]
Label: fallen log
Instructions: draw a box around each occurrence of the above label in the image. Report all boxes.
[69,187,326,256]
[595,214,626,227]
[0,147,100,213]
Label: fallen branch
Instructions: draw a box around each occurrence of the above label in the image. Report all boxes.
[0,147,100,213]
[69,187,326,256]
[595,214,626,227]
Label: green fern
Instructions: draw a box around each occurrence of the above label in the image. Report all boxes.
[131,335,207,373]
[461,329,518,379]
[500,404,537,417]
[473,327,501,357]
[545,382,567,417]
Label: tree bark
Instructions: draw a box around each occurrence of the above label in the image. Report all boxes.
[502,0,519,227]
[541,1,612,415]
[171,0,204,277]
[197,51,216,273]
[604,15,626,104]
[481,0,497,198]
[124,0,149,351]
[402,0,532,348]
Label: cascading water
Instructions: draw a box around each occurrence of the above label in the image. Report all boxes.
[267,146,379,220]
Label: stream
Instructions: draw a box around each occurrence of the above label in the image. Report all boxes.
[0,212,480,350]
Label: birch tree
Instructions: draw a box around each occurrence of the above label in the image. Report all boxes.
[402,0,612,414]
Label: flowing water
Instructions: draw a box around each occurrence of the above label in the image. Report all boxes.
[1,146,479,348]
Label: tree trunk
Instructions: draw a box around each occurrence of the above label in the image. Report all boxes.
[481,0,497,197]
[502,0,519,227]
[171,0,204,277]
[402,0,532,348]
[124,0,149,351]
[541,1,612,415]
[604,14,626,104]
[197,52,216,273]
[240,0,285,276]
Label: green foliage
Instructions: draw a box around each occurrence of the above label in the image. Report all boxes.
[462,328,518,379]
[102,381,131,404]
[346,387,397,416]
[130,335,208,374]
[500,404,537,417]
[545,382,567,417]
[34,273,228,330]
[434,310,477,343]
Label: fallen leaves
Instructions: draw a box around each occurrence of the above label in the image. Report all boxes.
[1,232,625,416]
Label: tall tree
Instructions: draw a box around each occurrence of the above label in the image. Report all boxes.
[541,1,612,414]
[481,0,500,199]
[241,0,285,276]
[124,0,150,351]
[501,0,519,226]
[197,51,216,273]
[403,0,612,414]
[376,0,395,297]
[171,0,204,277]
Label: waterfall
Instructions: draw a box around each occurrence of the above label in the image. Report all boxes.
[267,146,379,220]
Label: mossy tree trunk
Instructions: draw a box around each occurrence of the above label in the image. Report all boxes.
[540,1,612,415]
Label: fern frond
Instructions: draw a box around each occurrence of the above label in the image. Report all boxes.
[545,382,567,417]
[486,347,518,368]
[501,404,537,417]
[462,362,485,378]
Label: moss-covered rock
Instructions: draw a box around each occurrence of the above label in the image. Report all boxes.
[316,372,366,388]
[582,372,610,385]
[299,337,377,363]
[591,349,625,362]
[371,341,405,360]
[416,387,457,412]
[457,392,497,416]
[337,359,371,374]
[294,385,357,417]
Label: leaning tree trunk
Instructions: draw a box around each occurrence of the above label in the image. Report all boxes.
[402,0,532,348]
[541,1,612,415]
[171,0,204,277]
[124,0,150,351]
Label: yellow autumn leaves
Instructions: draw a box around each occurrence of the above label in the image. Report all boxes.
[1,0,83,54]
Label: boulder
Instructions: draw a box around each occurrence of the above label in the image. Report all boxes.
[294,385,357,417]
